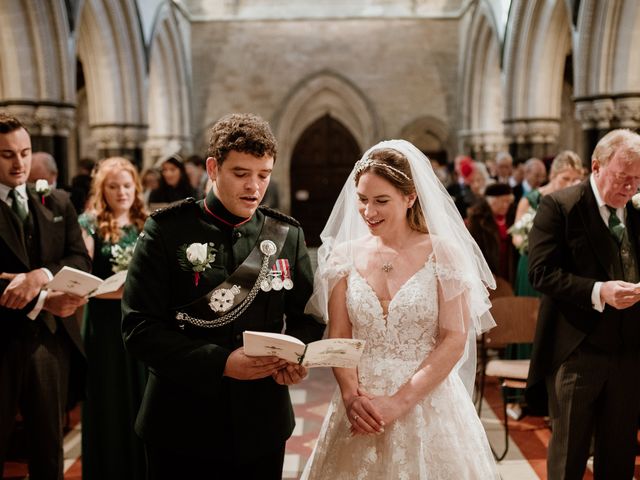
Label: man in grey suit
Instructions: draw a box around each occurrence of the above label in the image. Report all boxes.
[526,129,640,479]
[0,113,90,479]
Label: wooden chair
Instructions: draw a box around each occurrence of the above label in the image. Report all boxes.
[475,276,514,408]
[488,275,514,300]
[478,296,540,461]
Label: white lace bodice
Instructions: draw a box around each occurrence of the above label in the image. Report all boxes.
[346,259,439,394]
[302,256,499,480]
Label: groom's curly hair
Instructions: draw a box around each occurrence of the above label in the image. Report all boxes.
[207,113,277,165]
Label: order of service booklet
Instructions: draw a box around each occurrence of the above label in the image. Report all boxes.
[243,330,365,368]
[47,266,127,298]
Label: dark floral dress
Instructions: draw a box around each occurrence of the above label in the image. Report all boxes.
[78,213,146,480]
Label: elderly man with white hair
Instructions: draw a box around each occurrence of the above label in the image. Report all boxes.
[28,151,59,188]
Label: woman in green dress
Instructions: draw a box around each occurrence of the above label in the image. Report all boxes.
[78,157,148,480]
[513,151,584,295]
[506,151,583,418]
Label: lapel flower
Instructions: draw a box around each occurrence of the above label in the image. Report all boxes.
[35,179,52,204]
[177,242,217,286]
[632,192,640,210]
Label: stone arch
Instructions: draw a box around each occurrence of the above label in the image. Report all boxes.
[77,0,147,162]
[145,1,192,168]
[459,1,505,160]
[399,116,453,164]
[272,71,379,212]
[502,0,574,158]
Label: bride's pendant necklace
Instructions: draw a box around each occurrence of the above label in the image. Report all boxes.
[376,239,395,273]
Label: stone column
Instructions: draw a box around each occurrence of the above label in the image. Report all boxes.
[92,124,148,170]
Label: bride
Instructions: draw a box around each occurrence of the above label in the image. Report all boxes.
[302,140,499,479]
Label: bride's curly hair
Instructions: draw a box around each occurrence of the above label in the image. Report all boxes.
[86,157,147,243]
[354,148,428,233]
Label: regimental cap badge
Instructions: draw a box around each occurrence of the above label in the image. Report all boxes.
[260,240,277,256]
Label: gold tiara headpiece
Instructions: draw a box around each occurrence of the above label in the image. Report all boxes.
[353,157,411,182]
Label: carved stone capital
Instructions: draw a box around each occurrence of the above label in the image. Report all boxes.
[527,120,559,144]
[54,108,76,136]
[575,101,597,130]
[5,105,38,133]
[615,97,640,128]
[592,98,615,129]
[91,126,124,150]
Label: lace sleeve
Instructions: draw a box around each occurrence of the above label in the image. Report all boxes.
[304,242,352,322]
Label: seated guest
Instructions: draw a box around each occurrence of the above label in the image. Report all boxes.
[467,183,516,284]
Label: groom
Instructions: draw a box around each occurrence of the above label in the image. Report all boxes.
[526,129,640,479]
[122,113,324,479]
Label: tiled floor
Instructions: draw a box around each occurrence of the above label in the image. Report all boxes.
[4,368,640,479]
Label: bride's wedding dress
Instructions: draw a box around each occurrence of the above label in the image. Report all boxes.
[301,259,498,479]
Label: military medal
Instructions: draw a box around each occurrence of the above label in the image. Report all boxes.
[271,276,284,291]
[260,278,272,292]
[209,285,241,312]
[276,259,294,290]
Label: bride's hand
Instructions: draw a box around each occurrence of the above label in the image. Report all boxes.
[345,392,385,435]
[358,387,406,426]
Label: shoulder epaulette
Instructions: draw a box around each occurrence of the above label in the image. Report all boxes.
[150,197,197,219]
[259,205,300,227]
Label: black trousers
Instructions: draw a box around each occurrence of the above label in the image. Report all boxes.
[545,342,640,480]
[145,441,286,480]
[0,320,70,480]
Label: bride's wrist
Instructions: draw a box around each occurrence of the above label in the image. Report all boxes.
[342,391,360,409]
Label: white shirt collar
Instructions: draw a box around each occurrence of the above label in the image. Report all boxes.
[589,173,606,208]
[590,173,625,222]
[0,182,27,204]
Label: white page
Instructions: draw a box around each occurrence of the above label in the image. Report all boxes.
[243,331,305,364]
[303,338,365,368]
[46,266,103,297]
[90,270,127,297]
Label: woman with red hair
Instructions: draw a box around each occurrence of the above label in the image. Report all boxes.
[78,157,148,480]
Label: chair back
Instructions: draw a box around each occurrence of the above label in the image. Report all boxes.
[484,296,539,348]
[489,275,514,300]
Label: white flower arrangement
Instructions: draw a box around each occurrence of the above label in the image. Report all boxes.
[508,207,536,255]
[177,242,217,286]
[632,192,640,210]
[34,179,52,204]
[110,243,136,273]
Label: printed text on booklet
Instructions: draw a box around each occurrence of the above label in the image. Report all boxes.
[243,331,365,368]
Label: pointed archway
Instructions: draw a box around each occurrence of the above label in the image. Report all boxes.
[290,114,360,247]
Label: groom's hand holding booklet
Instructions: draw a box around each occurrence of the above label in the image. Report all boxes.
[243,330,365,368]
[46,266,127,298]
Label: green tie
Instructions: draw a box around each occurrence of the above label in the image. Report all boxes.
[607,206,625,244]
[9,188,28,223]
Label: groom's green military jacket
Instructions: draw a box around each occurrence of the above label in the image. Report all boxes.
[122,192,324,458]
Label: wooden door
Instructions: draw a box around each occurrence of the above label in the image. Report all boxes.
[290,115,360,246]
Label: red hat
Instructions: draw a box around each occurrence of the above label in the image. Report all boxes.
[459,159,474,179]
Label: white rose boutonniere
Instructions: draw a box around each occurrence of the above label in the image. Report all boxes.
[178,242,217,286]
[632,192,640,210]
[35,179,52,204]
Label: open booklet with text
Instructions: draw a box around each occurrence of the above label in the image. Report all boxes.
[47,266,127,298]
[243,330,365,368]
